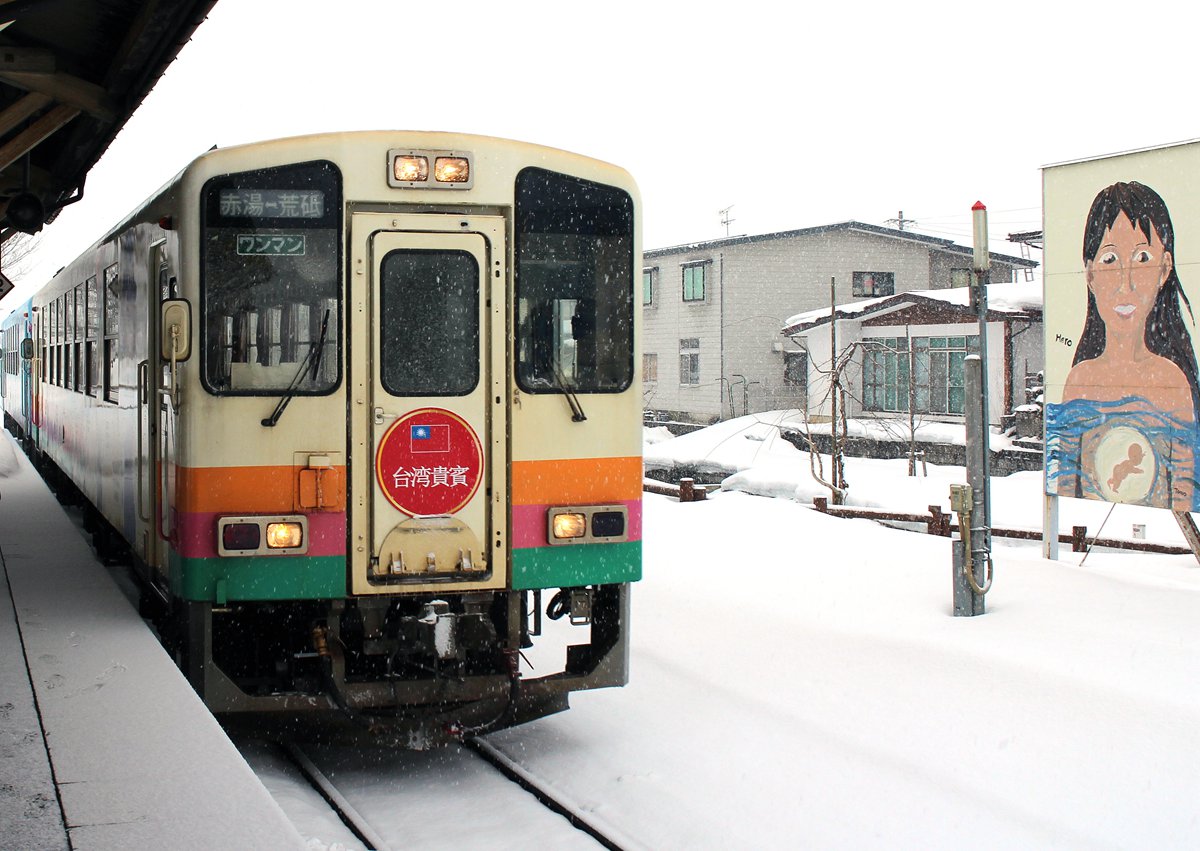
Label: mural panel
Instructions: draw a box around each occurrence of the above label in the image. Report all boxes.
[1044,142,1200,509]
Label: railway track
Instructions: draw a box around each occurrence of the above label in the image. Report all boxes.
[278,737,629,851]
[463,737,624,850]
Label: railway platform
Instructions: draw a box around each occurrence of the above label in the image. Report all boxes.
[0,432,305,850]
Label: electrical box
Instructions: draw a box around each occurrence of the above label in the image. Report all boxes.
[949,483,973,515]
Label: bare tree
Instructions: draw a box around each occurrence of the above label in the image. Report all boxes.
[2,231,39,281]
[794,338,858,504]
[856,329,930,477]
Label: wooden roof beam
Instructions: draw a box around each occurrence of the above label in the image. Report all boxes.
[0,89,51,137]
[0,102,80,172]
[0,67,116,122]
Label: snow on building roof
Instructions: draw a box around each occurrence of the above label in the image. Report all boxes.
[781,279,1042,335]
[645,220,1039,269]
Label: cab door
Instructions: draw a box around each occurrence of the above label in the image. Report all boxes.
[349,214,507,595]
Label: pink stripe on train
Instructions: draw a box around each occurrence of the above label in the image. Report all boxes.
[511,500,642,550]
[173,511,347,559]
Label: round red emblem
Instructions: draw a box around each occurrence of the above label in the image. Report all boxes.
[374,408,484,516]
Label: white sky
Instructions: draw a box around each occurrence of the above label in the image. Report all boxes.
[8,0,1200,300]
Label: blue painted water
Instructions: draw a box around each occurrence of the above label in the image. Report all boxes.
[1045,395,1198,508]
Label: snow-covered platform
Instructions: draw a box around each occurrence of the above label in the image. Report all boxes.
[0,432,305,850]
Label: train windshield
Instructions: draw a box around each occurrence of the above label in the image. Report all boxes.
[514,168,634,394]
[200,160,342,395]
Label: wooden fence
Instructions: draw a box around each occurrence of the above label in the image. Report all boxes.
[810,496,1192,555]
[643,480,1193,555]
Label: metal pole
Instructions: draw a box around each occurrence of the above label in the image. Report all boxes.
[957,355,988,615]
[829,276,841,500]
[950,202,994,616]
[1043,492,1060,560]
[971,201,993,545]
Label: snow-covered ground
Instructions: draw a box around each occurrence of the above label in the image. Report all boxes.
[646,412,1188,543]
[263,416,1200,849]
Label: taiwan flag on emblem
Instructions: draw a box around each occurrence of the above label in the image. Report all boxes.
[410,423,451,453]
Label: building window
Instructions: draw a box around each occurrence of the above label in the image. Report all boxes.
[784,350,807,407]
[682,263,707,302]
[643,268,656,306]
[862,334,978,415]
[679,338,700,385]
[950,267,972,289]
[852,271,894,298]
[784,351,807,387]
[643,353,658,382]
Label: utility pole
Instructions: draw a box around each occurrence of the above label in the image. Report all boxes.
[828,276,845,502]
[885,210,916,231]
[952,201,993,616]
[906,325,917,476]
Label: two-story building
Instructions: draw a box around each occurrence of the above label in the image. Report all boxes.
[642,221,1037,424]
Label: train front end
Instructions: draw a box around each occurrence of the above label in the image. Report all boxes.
[169,134,641,736]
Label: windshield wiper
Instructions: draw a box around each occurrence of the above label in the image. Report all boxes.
[262,309,330,427]
[546,356,587,423]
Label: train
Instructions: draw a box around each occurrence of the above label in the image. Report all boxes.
[1,132,642,740]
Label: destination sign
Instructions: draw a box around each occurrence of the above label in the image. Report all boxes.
[236,234,307,256]
[219,189,324,218]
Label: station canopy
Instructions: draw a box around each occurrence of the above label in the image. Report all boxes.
[0,0,217,246]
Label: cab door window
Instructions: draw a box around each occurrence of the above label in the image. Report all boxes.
[378,249,479,396]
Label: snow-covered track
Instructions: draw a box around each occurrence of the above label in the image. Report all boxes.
[283,741,395,851]
[466,736,626,850]
[274,737,622,849]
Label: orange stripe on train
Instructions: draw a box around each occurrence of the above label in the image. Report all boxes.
[511,457,642,505]
[176,465,346,514]
[176,458,633,512]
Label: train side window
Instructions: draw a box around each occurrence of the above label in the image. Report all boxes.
[85,275,99,396]
[64,290,74,390]
[47,300,55,385]
[73,284,84,393]
[158,263,173,302]
[56,295,64,386]
[104,263,119,402]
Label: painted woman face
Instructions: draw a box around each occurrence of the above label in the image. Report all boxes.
[1086,212,1174,330]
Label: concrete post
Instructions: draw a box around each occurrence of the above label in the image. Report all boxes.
[953,355,989,616]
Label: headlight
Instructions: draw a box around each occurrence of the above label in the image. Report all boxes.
[218,515,308,556]
[265,522,304,549]
[393,155,428,183]
[434,156,470,183]
[551,512,587,540]
[547,505,629,545]
[387,148,474,189]
[222,522,261,551]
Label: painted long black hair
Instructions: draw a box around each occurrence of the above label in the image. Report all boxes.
[1074,180,1200,421]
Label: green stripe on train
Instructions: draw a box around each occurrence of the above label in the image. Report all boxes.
[511,540,641,590]
[170,553,345,602]
[170,542,640,600]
